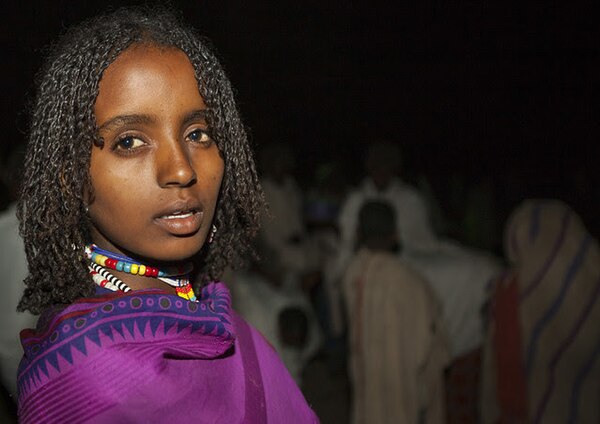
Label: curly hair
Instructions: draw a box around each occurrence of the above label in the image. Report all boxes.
[17,6,264,314]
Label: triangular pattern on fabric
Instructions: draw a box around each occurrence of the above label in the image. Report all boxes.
[45,352,60,374]
[150,317,164,337]
[112,323,126,340]
[36,359,49,379]
[177,322,192,334]
[100,326,115,342]
[58,346,73,365]
[122,319,136,339]
[71,337,88,356]
[133,319,147,339]
[85,329,103,348]
[190,322,204,334]
[31,367,41,386]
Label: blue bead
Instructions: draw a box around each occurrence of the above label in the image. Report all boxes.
[91,253,99,262]
[116,261,124,272]
[158,271,165,277]
[124,263,132,273]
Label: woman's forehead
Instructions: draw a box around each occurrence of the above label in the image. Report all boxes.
[94,45,203,125]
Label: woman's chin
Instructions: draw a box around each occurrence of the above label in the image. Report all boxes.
[116,239,207,265]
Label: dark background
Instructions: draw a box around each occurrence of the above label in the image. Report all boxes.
[1,1,598,236]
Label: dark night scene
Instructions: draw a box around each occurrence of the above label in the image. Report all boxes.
[1,2,598,423]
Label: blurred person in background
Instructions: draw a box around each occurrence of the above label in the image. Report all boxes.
[0,144,37,404]
[343,200,449,424]
[229,243,322,385]
[337,140,436,259]
[328,140,436,339]
[257,142,320,287]
[304,160,349,371]
[481,199,599,424]
[231,142,323,383]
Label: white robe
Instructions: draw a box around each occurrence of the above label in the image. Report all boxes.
[0,204,37,396]
[343,249,449,424]
[403,242,502,359]
[338,177,436,254]
[229,271,322,385]
[327,177,436,335]
[260,176,317,276]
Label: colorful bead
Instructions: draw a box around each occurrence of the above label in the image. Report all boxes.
[89,265,197,302]
[174,284,197,302]
[85,244,197,301]
[86,245,192,277]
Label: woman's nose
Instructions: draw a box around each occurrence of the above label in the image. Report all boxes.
[155,140,197,188]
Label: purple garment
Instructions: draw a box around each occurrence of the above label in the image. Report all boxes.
[17,282,318,423]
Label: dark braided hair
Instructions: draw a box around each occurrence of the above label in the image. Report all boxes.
[17,6,264,314]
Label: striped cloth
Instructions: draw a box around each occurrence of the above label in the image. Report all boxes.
[481,199,600,424]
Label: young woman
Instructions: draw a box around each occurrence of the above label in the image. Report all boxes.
[16,7,318,423]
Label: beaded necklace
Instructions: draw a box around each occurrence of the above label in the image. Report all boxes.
[85,244,197,302]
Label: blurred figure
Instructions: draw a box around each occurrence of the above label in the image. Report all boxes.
[229,252,322,385]
[343,201,449,424]
[0,145,37,400]
[231,142,322,383]
[304,161,349,368]
[257,142,318,281]
[338,140,436,256]
[481,200,600,424]
[330,140,437,339]
[403,239,501,423]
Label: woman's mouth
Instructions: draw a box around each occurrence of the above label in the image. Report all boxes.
[161,211,195,220]
[154,209,204,236]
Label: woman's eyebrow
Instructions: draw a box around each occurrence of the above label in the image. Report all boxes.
[182,109,208,126]
[97,114,155,132]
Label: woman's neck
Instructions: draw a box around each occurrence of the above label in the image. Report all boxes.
[112,271,178,295]
[86,244,190,295]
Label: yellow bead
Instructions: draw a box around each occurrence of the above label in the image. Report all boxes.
[130,264,139,275]
[138,265,146,276]
[100,255,107,266]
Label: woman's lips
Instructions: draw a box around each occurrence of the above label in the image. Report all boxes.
[154,209,204,236]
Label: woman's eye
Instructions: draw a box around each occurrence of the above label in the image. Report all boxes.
[115,136,145,150]
[187,129,211,144]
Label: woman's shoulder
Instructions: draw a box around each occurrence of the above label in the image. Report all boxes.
[18,284,235,397]
[18,283,318,423]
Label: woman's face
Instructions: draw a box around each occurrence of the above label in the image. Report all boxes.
[88,44,224,262]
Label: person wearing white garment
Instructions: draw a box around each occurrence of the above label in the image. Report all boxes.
[257,142,318,280]
[237,142,321,383]
[330,140,502,422]
[342,200,449,424]
[0,146,37,402]
[326,140,436,337]
[338,141,436,256]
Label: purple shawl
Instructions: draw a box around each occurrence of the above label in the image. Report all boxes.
[17,282,318,423]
